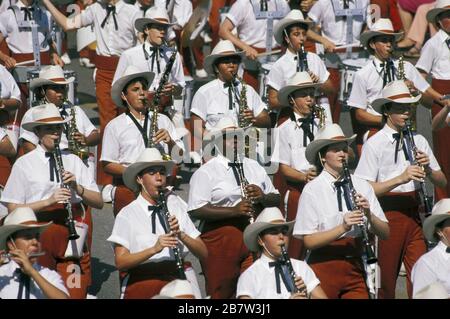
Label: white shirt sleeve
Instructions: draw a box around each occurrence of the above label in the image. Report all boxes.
[293,188,320,236]
[295,260,321,293]
[108,213,132,249]
[100,121,120,163]
[307,0,323,24]
[347,71,368,109]
[354,143,379,182]
[275,126,292,166]
[0,163,28,204]
[187,169,212,211]
[310,53,330,82]
[75,106,97,137]
[1,67,21,101]
[406,61,430,93]
[190,89,208,120]
[248,85,266,117]
[79,5,96,28]
[415,41,433,74]
[266,64,284,91]
[417,135,440,172]
[225,0,246,28]
[40,267,70,296]
[411,257,437,296]
[236,266,257,298]
[0,128,6,141]
[171,52,186,88]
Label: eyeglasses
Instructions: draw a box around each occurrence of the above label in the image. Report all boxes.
[261,226,289,236]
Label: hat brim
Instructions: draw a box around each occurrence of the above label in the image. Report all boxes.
[135,18,175,33]
[202,126,244,144]
[371,94,422,114]
[423,213,450,243]
[123,160,175,192]
[22,117,72,132]
[274,19,313,46]
[29,77,75,91]
[305,135,356,164]
[204,51,245,75]
[111,71,155,107]
[360,30,403,49]
[277,83,322,107]
[426,7,450,24]
[244,221,295,252]
[0,222,52,251]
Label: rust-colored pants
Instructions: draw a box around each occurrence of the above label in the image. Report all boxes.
[370,0,403,31]
[327,68,342,124]
[208,0,236,47]
[377,191,427,299]
[431,78,450,201]
[286,183,306,260]
[200,224,254,299]
[113,185,136,217]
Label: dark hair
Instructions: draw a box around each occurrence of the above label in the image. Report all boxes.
[313,147,328,174]
[282,23,309,47]
[121,77,149,107]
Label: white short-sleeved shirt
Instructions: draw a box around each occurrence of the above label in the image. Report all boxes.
[294,170,387,237]
[188,154,278,212]
[308,0,369,46]
[113,43,185,91]
[107,193,201,259]
[100,111,184,166]
[0,260,69,299]
[267,50,330,91]
[68,1,139,57]
[411,241,450,297]
[0,127,6,141]
[190,78,267,131]
[225,0,290,49]
[355,125,441,193]
[154,0,193,28]
[271,112,332,173]
[236,254,320,299]
[1,144,99,205]
[0,64,21,101]
[348,56,431,115]
[0,1,52,53]
[416,30,450,80]
[20,105,97,148]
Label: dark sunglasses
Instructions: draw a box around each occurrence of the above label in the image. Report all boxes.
[261,226,290,236]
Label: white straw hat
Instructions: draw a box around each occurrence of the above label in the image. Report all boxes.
[360,18,403,48]
[204,40,244,75]
[426,0,450,25]
[152,279,195,299]
[277,72,321,107]
[371,80,422,114]
[274,9,313,46]
[135,6,175,33]
[29,65,75,91]
[22,103,71,132]
[202,116,242,142]
[423,199,450,243]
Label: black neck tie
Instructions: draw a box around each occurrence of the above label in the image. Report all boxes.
[446,246,450,253]
[224,81,238,110]
[298,118,314,147]
[45,152,60,183]
[334,180,353,212]
[382,60,395,87]
[268,260,293,294]
[21,7,34,21]
[101,5,118,31]
[149,47,163,74]
[260,0,268,11]
[392,133,410,163]
[140,5,149,16]
[16,269,31,299]
[343,0,349,9]
[149,205,168,234]
[446,38,450,50]
[293,53,308,72]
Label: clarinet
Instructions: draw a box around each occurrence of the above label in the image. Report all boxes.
[157,189,187,280]
[53,141,80,240]
[279,244,304,294]
[151,43,177,113]
[403,121,433,216]
[298,43,309,72]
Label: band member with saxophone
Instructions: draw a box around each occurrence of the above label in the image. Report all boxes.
[348,18,442,156]
[415,1,450,200]
[355,81,447,298]
[188,116,280,298]
[272,72,332,260]
[107,147,207,299]
[237,207,327,299]
[0,103,103,299]
[294,123,389,299]
[267,9,335,112]
[102,66,184,216]
[190,40,271,157]
[0,207,69,299]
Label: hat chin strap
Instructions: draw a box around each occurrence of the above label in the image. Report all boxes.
[259,236,278,260]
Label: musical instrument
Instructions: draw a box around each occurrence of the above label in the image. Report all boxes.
[157,189,187,280]
[234,153,255,224]
[235,75,252,129]
[297,44,309,72]
[53,141,80,241]
[28,69,77,107]
[403,121,433,216]
[65,99,89,161]
[341,159,378,299]
[313,104,326,129]
[398,56,419,131]
[258,61,274,103]
[338,58,370,105]
[1,251,46,261]
[279,243,306,295]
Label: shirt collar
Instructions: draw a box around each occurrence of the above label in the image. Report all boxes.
[216,153,232,169]
[17,1,34,9]
[136,194,158,218]
[437,29,449,43]
[35,144,51,163]
[436,241,450,259]
[320,169,340,191]
[381,124,401,143]
[260,253,277,270]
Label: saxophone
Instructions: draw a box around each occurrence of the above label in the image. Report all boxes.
[234,75,252,129]
[313,104,326,129]
[398,56,418,131]
[65,100,89,161]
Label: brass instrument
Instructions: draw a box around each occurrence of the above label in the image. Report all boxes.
[64,99,89,161]
[279,243,306,295]
[234,153,255,224]
[312,104,326,129]
[404,121,433,216]
[398,56,418,131]
[53,140,80,240]
[234,75,252,129]
[157,189,186,279]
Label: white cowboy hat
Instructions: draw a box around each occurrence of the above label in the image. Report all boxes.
[413,282,449,299]
[371,80,422,114]
[423,199,450,243]
[427,0,450,24]
[135,6,175,33]
[202,116,243,142]
[29,65,75,91]
[360,18,403,49]
[243,207,295,252]
[110,65,155,107]
[123,148,175,192]
[0,207,52,250]
[152,279,195,299]
[274,9,313,46]
[305,123,356,164]
[22,103,71,132]
[277,72,321,107]
[76,24,96,52]
[204,40,244,75]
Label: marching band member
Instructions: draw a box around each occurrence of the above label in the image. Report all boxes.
[267,9,334,111]
[412,199,450,297]
[0,127,15,158]
[237,207,327,299]
[102,66,184,216]
[294,123,389,299]
[0,103,103,299]
[415,0,450,200]
[188,116,280,299]
[107,147,207,299]
[355,81,447,298]
[0,207,69,299]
